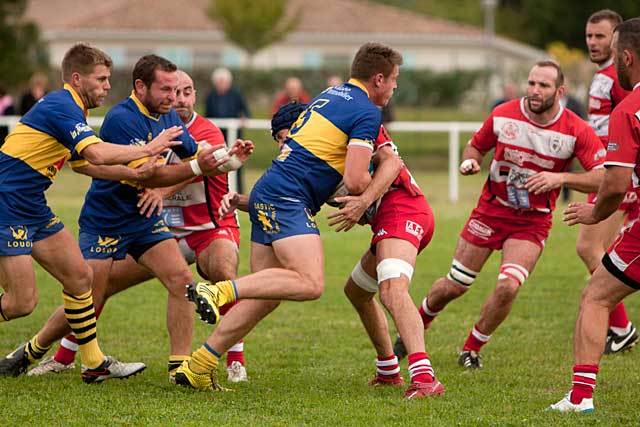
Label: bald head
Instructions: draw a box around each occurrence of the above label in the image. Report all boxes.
[174,70,196,124]
[284,77,304,98]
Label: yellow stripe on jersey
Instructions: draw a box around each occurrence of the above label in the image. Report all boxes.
[75,136,101,154]
[68,158,89,168]
[63,83,88,114]
[348,78,370,97]
[130,91,160,122]
[1,123,101,180]
[293,111,349,174]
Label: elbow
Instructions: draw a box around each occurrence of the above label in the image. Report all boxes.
[71,166,87,176]
[343,173,370,195]
[82,149,107,166]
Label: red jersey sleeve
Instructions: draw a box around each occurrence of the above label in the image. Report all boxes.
[469,113,497,152]
[604,108,640,168]
[193,119,225,148]
[373,124,393,152]
[573,124,607,171]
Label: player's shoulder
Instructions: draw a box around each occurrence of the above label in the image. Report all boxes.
[554,107,592,134]
[599,62,618,79]
[613,89,640,114]
[190,114,225,143]
[492,98,521,117]
[38,89,82,117]
[104,98,135,121]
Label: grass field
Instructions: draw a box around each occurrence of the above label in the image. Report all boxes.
[1,166,639,427]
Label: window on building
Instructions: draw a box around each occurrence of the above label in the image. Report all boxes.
[102,47,125,69]
[222,48,243,68]
[157,47,193,70]
[302,50,322,69]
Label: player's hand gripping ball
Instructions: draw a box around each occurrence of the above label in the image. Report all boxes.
[326,180,350,207]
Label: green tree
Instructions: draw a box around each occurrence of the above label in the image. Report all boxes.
[209,0,299,67]
[374,0,640,50]
[0,0,47,87]
[497,0,640,49]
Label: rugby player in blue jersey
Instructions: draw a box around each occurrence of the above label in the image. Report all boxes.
[173,42,405,391]
[0,56,253,382]
[0,44,185,383]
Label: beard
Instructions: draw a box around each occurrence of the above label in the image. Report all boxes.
[142,93,171,115]
[526,92,556,115]
[616,60,632,91]
[175,106,193,122]
[85,93,105,109]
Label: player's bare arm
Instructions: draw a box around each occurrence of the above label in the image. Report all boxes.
[343,145,374,195]
[459,143,485,175]
[72,155,161,182]
[137,146,227,187]
[563,166,631,225]
[82,126,183,165]
[526,168,604,195]
[151,179,193,200]
[219,191,249,218]
[328,145,402,232]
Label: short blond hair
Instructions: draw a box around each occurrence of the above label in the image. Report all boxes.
[62,43,113,82]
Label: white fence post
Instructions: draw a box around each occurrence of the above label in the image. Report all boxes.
[449,123,460,203]
[224,120,239,193]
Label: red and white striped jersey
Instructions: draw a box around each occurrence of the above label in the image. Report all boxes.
[603,84,640,189]
[471,98,605,213]
[373,124,422,197]
[162,113,239,237]
[588,59,630,144]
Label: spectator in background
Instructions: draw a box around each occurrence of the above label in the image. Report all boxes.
[205,67,250,141]
[205,67,251,193]
[561,80,587,120]
[0,84,15,144]
[271,76,311,116]
[490,82,517,110]
[19,73,48,115]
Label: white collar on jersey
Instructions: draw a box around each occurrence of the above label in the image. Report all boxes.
[184,111,198,129]
[634,82,640,91]
[599,57,614,70]
[519,97,564,128]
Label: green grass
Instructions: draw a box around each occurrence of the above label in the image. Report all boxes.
[1,168,638,427]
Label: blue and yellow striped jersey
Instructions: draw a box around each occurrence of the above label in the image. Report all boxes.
[78,93,198,234]
[0,84,102,225]
[258,79,381,213]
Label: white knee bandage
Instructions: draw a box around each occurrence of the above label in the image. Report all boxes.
[351,261,378,293]
[446,259,478,286]
[376,258,414,283]
[498,263,529,286]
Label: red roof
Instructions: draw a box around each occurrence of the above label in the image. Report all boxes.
[25,0,484,36]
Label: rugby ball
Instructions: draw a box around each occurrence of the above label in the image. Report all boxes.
[326,180,350,207]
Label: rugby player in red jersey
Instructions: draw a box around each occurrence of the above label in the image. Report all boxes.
[394,61,605,371]
[331,124,443,399]
[550,18,640,413]
[577,9,638,355]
